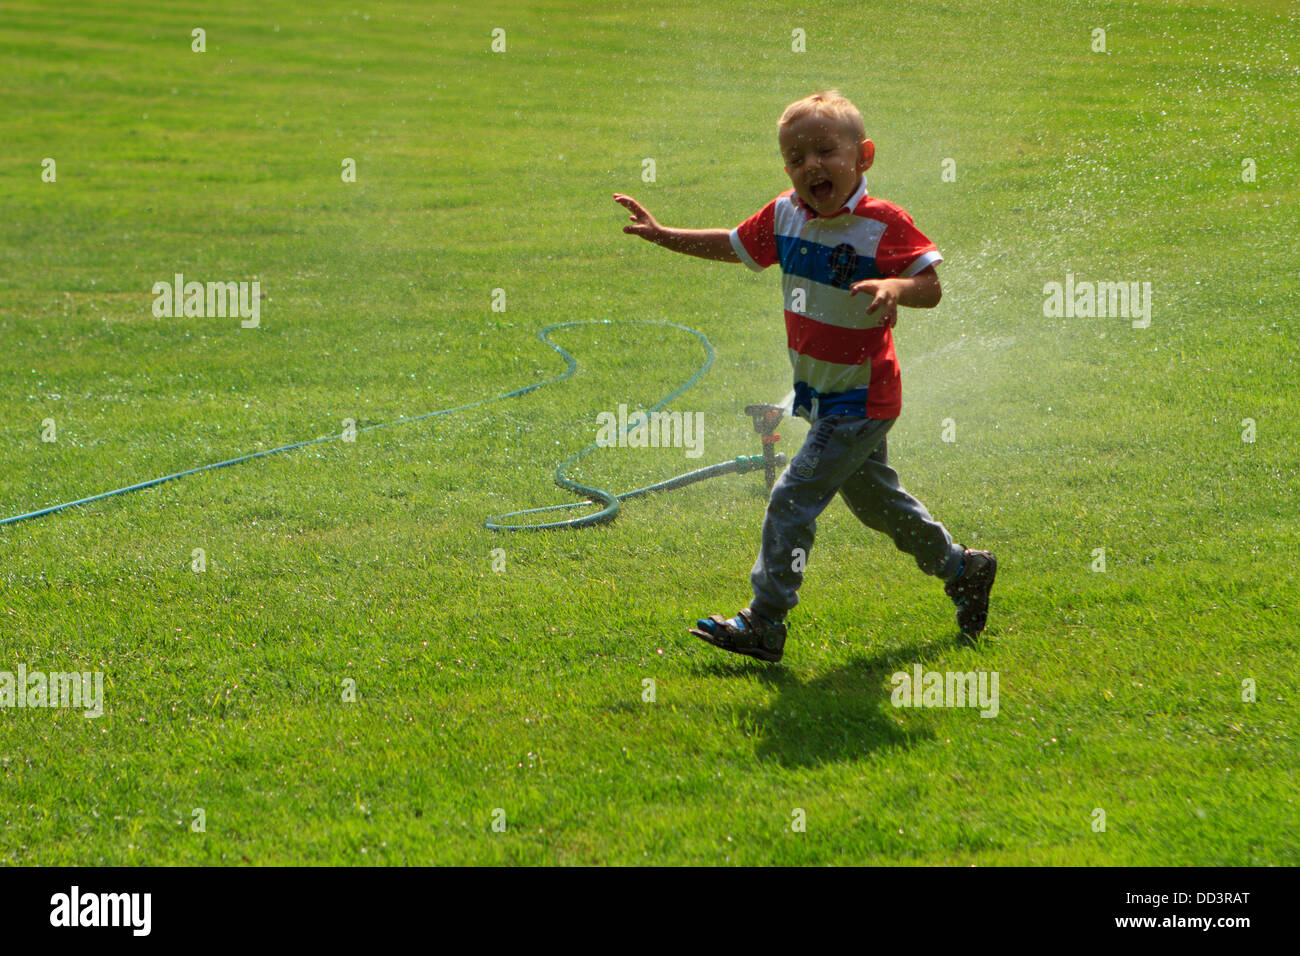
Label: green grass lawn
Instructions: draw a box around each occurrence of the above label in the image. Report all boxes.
[0,0,1295,865]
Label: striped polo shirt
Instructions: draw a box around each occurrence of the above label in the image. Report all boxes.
[729,175,942,421]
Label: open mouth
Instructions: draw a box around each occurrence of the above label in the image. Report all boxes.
[810,180,834,203]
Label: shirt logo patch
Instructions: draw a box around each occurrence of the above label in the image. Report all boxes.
[828,243,859,288]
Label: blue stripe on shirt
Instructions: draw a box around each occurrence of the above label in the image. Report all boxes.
[776,235,883,289]
[791,383,871,421]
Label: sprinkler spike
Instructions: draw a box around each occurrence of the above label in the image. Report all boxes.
[744,403,785,490]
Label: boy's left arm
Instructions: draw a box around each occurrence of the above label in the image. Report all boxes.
[849,267,942,329]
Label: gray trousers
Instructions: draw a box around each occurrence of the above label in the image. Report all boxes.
[749,415,965,621]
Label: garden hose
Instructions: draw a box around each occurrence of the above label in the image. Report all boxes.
[0,320,784,532]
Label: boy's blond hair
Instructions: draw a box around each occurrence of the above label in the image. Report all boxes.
[778,90,866,144]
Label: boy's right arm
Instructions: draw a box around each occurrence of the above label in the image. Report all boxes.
[613,194,740,263]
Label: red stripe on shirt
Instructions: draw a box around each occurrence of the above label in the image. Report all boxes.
[784,311,902,418]
[784,310,882,364]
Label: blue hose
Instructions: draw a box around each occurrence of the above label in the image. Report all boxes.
[0,320,779,532]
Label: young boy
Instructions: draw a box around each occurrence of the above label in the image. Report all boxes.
[613,90,995,663]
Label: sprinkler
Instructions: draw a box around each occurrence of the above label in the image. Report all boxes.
[744,403,785,490]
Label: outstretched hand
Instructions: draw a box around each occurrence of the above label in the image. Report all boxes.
[613,193,663,241]
[850,278,900,328]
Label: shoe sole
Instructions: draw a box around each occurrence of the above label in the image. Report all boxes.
[689,626,783,663]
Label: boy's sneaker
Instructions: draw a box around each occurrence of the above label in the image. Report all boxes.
[945,549,997,637]
[689,607,786,663]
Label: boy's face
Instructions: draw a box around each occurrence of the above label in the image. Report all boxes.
[779,114,874,217]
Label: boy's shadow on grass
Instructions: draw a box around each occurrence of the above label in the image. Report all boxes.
[693,638,954,768]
